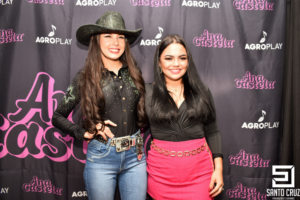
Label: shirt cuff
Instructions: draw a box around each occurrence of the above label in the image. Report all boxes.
[213,153,223,159]
[75,127,87,140]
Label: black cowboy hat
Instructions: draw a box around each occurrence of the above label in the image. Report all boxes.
[76,11,142,46]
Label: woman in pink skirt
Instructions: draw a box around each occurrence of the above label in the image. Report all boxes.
[145,34,224,200]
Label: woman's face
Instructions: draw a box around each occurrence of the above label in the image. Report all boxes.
[159,43,188,82]
[99,33,126,62]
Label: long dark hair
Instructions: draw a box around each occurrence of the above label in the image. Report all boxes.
[151,34,216,124]
[79,34,148,135]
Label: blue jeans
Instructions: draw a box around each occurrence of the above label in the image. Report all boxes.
[83,131,147,200]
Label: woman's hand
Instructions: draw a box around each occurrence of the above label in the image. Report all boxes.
[84,120,117,143]
[209,157,224,198]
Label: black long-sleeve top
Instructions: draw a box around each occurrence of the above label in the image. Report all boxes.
[145,83,223,159]
[51,65,140,139]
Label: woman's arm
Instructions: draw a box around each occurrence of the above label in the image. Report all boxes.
[52,72,116,141]
[204,121,224,197]
[204,87,224,197]
[51,72,87,140]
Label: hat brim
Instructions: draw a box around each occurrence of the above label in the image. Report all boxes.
[76,24,142,46]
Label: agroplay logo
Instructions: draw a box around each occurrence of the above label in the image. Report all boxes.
[245,31,283,50]
[140,27,163,46]
[0,0,13,5]
[182,0,220,9]
[76,0,117,6]
[242,110,279,129]
[130,0,171,7]
[72,191,88,197]
[0,187,9,194]
[36,25,72,45]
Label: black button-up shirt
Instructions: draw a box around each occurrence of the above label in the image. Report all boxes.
[52,65,140,140]
[145,83,223,159]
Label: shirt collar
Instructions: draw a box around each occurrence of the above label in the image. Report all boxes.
[120,64,128,70]
[103,64,128,74]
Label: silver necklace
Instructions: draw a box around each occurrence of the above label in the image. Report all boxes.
[167,85,183,93]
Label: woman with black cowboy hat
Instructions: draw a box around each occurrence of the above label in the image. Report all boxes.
[52,11,148,200]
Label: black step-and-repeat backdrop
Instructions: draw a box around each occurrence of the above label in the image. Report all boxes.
[0,0,285,199]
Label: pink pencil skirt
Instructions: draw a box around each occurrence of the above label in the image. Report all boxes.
[147,138,214,200]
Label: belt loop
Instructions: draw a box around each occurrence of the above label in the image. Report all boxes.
[106,138,112,148]
[111,139,115,146]
[131,138,136,146]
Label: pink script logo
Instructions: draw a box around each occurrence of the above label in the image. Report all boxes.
[233,0,274,11]
[27,0,64,5]
[227,182,267,199]
[0,29,24,44]
[229,149,270,168]
[130,0,171,7]
[193,29,235,48]
[22,176,62,195]
[0,72,87,163]
[235,71,276,89]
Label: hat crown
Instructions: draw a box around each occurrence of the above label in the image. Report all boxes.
[95,11,126,30]
[76,11,142,46]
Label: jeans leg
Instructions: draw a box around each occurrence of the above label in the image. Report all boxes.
[84,160,117,200]
[118,150,147,200]
[83,139,120,200]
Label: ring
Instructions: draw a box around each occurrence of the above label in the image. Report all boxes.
[219,187,224,191]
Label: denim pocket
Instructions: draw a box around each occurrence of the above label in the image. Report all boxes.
[87,139,110,159]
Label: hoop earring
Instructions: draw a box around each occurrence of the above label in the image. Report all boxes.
[159,66,162,74]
